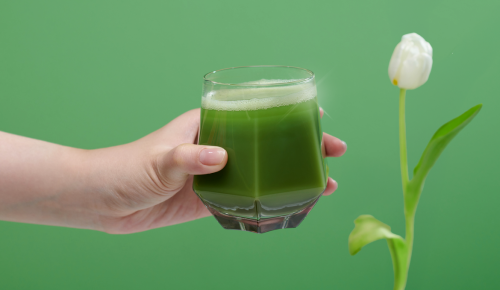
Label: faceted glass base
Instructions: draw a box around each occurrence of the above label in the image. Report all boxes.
[204,197,320,234]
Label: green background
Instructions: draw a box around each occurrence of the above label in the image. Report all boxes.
[1,0,498,289]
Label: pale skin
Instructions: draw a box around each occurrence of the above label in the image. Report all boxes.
[0,108,346,234]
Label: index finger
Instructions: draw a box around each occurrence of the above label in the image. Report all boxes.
[323,133,347,157]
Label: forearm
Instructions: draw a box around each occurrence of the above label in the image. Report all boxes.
[0,131,101,230]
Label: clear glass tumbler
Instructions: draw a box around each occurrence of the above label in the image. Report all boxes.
[193,65,327,233]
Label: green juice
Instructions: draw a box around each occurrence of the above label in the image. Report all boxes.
[193,94,327,220]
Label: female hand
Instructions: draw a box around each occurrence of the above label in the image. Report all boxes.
[0,108,346,234]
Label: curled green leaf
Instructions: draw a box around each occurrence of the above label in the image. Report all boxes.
[349,215,408,290]
[349,215,405,255]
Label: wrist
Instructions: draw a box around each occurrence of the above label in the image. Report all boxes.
[46,146,106,231]
[77,143,156,233]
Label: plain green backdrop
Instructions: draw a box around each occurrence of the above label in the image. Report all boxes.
[1,0,498,289]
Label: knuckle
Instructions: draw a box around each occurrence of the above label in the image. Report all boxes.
[171,144,189,167]
[151,155,181,196]
[172,144,203,173]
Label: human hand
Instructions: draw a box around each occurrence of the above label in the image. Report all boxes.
[78,108,347,234]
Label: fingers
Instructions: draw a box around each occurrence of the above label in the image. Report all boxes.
[319,107,347,157]
[323,133,347,157]
[319,119,344,194]
[319,108,342,195]
[322,177,338,196]
[157,144,227,192]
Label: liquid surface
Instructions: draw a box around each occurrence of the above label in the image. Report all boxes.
[193,82,326,219]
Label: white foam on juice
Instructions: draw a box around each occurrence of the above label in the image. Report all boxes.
[202,79,317,111]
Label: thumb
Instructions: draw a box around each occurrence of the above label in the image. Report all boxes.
[157,144,227,192]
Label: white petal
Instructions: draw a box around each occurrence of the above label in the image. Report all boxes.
[423,41,433,56]
[398,53,432,90]
[418,53,433,87]
[398,56,423,89]
[388,32,433,90]
[388,42,403,83]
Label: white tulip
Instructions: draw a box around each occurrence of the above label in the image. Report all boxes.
[388,33,433,90]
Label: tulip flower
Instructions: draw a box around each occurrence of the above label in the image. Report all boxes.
[388,33,433,90]
[348,32,482,290]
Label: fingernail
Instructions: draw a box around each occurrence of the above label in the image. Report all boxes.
[200,147,226,165]
[331,177,338,188]
[341,140,347,149]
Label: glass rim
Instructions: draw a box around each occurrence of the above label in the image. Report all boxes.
[203,65,315,87]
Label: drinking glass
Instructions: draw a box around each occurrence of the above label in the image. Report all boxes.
[193,65,327,233]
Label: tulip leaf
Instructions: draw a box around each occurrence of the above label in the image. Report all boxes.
[412,104,482,184]
[349,215,408,288]
[349,215,405,255]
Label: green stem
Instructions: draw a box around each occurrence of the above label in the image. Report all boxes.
[395,88,412,290]
[399,89,409,190]
[405,213,414,269]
